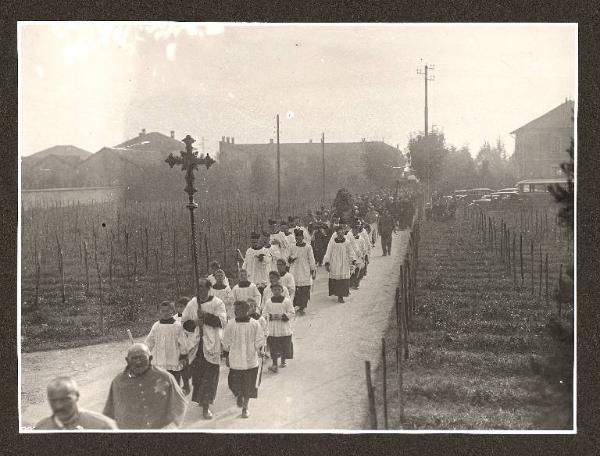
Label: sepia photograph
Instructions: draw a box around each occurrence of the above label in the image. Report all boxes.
[17,22,576,432]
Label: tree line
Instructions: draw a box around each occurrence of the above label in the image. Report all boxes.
[408,131,518,195]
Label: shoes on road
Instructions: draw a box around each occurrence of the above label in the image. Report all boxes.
[337,297,345,303]
[202,407,213,420]
[242,408,249,418]
[280,360,287,368]
[268,365,279,373]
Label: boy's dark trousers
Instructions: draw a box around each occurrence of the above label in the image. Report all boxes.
[381,233,392,255]
[350,267,361,288]
[168,365,190,387]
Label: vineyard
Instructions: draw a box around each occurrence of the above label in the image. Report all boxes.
[365,204,574,430]
[20,197,319,352]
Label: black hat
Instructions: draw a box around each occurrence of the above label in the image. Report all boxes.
[250,232,260,240]
[268,219,276,225]
[287,216,294,223]
[294,228,303,237]
[280,220,288,226]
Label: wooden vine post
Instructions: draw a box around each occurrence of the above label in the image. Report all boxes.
[93,232,104,335]
[34,249,41,310]
[83,239,90,296]
[109,231,114,288]
[55,233,66,304]
[530,241,534,295]
[381,337,388,429]
[125,229,130,280]
[519,233,523,285]
[365,360,377,429]
[538,245,543,300]
[144,227,149,272]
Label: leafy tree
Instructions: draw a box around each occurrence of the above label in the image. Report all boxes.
[361,142,399,189]
[407,132,448,189]
[332,188,354,220]
[475,139,516,189]
[436,145,477,194]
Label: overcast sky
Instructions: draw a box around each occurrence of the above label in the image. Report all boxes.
[19,23,576,158]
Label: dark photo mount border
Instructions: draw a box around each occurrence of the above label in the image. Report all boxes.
[2,2,599,455]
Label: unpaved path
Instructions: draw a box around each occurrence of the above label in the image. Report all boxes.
[21,231,409,430]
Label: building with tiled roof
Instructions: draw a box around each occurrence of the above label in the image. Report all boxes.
[511,99,574,179]
[212,137,403,203]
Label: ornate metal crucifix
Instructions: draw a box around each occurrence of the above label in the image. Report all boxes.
[165,135,216,297]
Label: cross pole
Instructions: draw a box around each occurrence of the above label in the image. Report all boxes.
[165,135,216,298]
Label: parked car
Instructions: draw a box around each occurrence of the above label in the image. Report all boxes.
[471,194,492,207]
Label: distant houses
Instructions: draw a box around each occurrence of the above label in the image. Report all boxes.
[21,130,185,207]
[21,145,92,190]
[213,136,403,203]
[21,130,404,207]
[22,130,184,190]
[511,99,574,179]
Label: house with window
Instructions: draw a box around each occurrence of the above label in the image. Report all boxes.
[510,99,574,179]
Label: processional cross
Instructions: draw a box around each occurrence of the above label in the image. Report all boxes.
[165,135,216,297]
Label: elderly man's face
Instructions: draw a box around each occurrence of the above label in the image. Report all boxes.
[126,346,152,376]
[48,385,79,422]
[197,279,210,299]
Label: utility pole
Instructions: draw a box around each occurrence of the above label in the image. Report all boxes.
[276,114,280,217]
[417,63,435,203]
[321,132,325,208]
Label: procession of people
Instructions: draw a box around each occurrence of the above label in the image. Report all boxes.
[35,188,416,430]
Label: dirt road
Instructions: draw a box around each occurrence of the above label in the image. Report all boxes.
[21,231,408,430]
